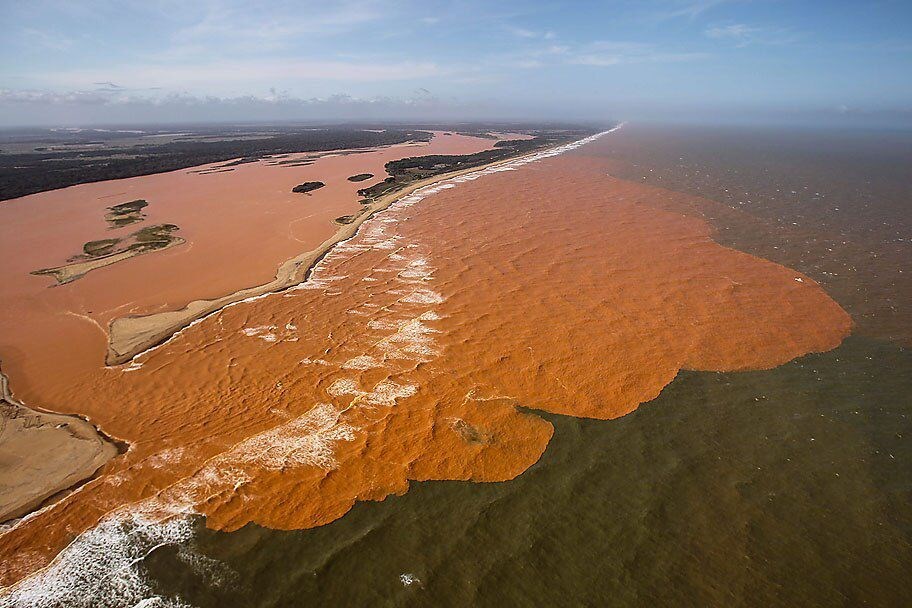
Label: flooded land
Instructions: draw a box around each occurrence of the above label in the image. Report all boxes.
[0,124,908,607]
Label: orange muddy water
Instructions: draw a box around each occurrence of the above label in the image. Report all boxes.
[0,132,508,400]
[0,133,850,595]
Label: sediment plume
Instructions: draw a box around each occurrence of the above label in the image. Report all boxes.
[0,131,850,603]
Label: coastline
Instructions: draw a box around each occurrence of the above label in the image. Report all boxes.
[106,137,596,366]
[0,125,861,602]
[0,366,117,524]
[0,130,580,530]
[0,131,608,590]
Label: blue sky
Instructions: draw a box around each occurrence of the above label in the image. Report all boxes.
[1,0,911,126]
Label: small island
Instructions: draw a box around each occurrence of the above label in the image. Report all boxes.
[292,181,325,194]
[33,224,184,285]
[347,173,374,182]
[104,199,148,228]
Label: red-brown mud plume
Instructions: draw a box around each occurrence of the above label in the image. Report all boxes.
[0,132,508,401]
[0,134,850,602]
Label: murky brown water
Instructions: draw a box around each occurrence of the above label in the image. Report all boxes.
[167,127,907,608]
[0,130,863,606]
[176,127,908,608]
[0,132,506,401]
[598,124,912,345]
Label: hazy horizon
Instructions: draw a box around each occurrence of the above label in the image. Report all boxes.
[1,0,911,128]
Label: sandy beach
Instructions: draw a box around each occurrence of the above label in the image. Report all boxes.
[0,367,117,523]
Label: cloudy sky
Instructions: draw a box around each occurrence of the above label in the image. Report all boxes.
[1,0,911,126]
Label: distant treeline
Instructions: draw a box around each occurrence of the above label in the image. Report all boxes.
[0,129,431,201]
[357,131,595,201]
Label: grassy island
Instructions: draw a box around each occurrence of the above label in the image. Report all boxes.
[355,132,590,203]
[104,199,148,228]
[347,173,374,182]
[292,182,325,194]
[33,224,183,284]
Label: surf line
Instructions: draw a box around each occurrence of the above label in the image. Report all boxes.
[110,126,622,372]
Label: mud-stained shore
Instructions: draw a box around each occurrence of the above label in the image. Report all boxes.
[0,131,514,403]
[0,367,116,523]
[0,131,519,539]
[0,131,851,601]
[106,146,541,367]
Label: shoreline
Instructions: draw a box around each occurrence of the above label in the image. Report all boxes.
[0,122,862,602]
[106,136,598,366]
[33,236,186,285]
[0,130,590,530]
[0,366,118,524]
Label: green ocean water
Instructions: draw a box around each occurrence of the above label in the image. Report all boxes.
[146,337,910,607]
[143,126,911,607]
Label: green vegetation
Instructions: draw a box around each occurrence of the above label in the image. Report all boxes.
[83,238,120,257]
[0,128,433,201]
[74,224,178,261]
[356,132,592,203]
[292,182,325,194]
[347,173,374,182]
[334,215,357,225]
[217,156,260,168]
[33,224,183,284]
[132,224,179,247]
[76,224,180,260]
[104,199,148,228]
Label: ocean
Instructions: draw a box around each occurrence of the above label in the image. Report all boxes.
[2,125,908,607]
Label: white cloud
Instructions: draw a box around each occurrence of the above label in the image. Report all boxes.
[656,0,730,20]
[0,87,500,126]
[37,58,444,94]
[569,41,709,66]
[704,23,798,47]
[505,26,557,40]
[507,26,538,38]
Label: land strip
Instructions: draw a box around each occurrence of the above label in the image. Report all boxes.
[106,134,589,366]
[0,366,117,523]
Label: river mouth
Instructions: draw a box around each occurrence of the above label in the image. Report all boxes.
[2,127,887,607]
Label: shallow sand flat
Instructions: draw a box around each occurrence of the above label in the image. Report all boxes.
[0,132,510,405]
[0,135,850,595]
[0,369,116,523]
[105,145,535,366]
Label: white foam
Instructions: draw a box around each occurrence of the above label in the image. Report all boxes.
[144,448,187,470]
[375,315,441,359]
[0,404,355,607]
[241,325,275,337]
[299,358,330,366]
[401,288,444,304]
[220,403,355,470]
[327,378,417,407]
[5,126,623,604]
[0,508,196,608]
[342,355,382,370]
